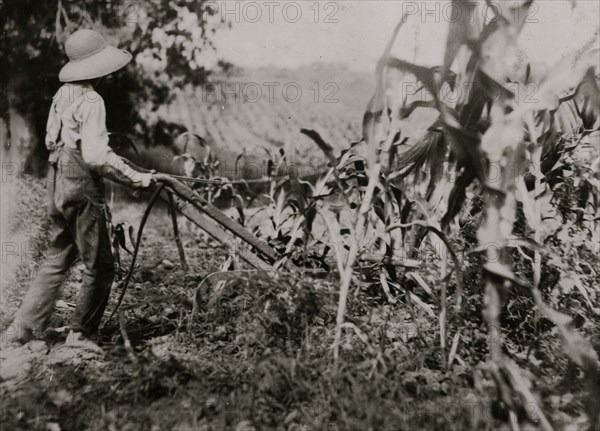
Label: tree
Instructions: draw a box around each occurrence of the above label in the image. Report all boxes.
[0,0,228,173]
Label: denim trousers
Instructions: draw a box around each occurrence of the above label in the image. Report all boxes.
[13,146,115,336]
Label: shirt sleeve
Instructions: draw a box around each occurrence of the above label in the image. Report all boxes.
[45,101,60,150]
[79,95,151,187]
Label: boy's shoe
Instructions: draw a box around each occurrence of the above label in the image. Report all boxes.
[64,330,103,354]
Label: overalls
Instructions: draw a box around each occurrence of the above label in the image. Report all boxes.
[13,97,115,337]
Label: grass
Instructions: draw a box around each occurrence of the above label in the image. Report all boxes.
[1,177,599,430]
[0,175,52,328]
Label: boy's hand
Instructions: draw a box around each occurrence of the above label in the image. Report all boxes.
[138,172,157,189]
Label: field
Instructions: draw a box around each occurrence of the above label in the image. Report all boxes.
[1,166,599,431]
[2,60,600,431]
[150,64,374,173]
[3,1,600,430]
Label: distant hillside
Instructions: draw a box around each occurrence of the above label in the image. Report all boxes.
[148,63,374,171]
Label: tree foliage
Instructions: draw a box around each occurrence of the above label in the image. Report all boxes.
[0,0,227,170]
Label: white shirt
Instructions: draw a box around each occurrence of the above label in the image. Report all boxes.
[46,83,150,187]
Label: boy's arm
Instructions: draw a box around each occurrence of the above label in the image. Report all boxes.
[79,97,154,188]
[45,101,63,164]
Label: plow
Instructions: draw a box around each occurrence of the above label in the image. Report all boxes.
[106,166,420,323]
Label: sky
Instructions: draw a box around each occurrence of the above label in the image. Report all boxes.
[212,0,600,72]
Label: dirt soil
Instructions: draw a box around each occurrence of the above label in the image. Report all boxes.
[1,197,599,431]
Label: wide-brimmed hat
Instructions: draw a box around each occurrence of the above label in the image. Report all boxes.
[59,29,132,82]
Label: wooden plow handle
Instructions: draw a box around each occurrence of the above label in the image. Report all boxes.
[149,172,420,272]
[152,173,283,268]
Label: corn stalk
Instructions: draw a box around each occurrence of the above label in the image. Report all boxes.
[332,162,381,364]
[360,0,600,426]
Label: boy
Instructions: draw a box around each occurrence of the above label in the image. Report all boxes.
[5,29,155,347]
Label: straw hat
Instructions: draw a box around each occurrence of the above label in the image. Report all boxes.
[59,29,132,82]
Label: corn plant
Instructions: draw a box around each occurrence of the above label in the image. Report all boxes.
[355,1,600,427]
[162,6,599,423]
